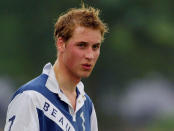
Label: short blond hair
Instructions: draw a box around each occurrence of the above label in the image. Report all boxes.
[54,6,108,43]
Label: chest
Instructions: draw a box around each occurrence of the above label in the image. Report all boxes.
[37,96,92,131]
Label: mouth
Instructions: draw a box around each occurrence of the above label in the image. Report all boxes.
[82,64,92,70]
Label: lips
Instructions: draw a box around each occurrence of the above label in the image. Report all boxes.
[82,64,92,70]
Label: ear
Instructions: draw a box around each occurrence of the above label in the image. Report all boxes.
[56,37,65,53]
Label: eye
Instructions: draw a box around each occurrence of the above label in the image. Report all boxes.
[77,42,87,48]
[93,44,100,50]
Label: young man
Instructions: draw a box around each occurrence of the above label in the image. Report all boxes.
[4,6,108,131]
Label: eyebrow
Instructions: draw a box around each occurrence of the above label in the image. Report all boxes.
[76,41,101,45]
[76,41,88,44]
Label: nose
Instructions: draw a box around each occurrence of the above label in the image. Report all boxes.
[85,48,94,60]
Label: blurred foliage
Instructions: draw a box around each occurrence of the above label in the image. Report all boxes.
[146,115,174,131]
[1,0,174,130]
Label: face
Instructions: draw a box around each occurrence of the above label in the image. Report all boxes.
[60,26,102,79]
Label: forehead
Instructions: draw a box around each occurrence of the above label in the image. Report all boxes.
[70,26,102,44]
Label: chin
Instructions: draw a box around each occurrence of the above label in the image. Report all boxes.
[80,72,92,78]
[81,75,90,78]
[74,69,93,79]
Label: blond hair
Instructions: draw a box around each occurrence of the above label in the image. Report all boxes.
[54,6,108,43]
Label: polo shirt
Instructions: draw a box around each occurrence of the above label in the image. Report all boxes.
[4,63,98,131]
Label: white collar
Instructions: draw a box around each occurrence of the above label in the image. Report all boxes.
[42,63,86,112]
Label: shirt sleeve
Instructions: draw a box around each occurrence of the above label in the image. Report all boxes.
[90,104,98,131]
[4,92,39,131]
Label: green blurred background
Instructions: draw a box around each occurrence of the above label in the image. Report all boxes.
[1,0,174,130]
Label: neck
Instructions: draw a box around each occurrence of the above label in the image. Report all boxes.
[53,59,80,94]
[53,58,81,110]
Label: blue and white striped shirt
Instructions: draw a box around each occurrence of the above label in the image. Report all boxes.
[4,63,98,131]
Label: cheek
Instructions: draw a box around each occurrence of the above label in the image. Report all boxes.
[66,49,83,66]
[94,51,100,61]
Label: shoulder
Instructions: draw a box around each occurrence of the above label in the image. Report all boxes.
[84,93,94,115]
[11,74,49,102]
[84,93,93,104]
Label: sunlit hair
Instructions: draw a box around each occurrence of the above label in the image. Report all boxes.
[54,6,108,43]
